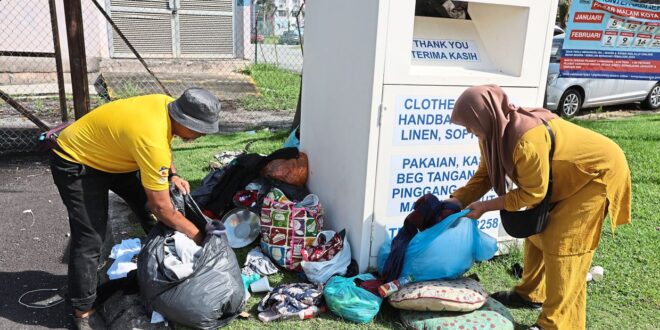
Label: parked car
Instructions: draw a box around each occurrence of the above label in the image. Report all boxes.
[278,30,302,45]
[554,25,564,36]
[546,34,660,117]
[251,33,264,44]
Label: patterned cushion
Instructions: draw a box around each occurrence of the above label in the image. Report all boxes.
[400,297,514,330]
[388,277,488,312]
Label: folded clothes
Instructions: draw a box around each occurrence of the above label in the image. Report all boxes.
[257,283,324,322]
[245,246,279,276]
[107,238,141,280]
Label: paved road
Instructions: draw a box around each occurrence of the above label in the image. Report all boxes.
[247,44,303,73]
[0,154,71,329]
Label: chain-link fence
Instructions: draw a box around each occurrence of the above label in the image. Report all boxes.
[82,0,302,131]
[0,0,69,154]
[1,0,303,155]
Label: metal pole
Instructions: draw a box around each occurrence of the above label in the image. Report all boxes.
[0,51,55,57]
[254,4,258,64]
[63,0,89,119]
[49,0,68,122]
[296,0,304,55]
[0,89,51,131]
[90,0,171,96]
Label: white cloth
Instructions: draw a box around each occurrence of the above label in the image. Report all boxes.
[245,247,278,276]
[163,232,202,279]
[150,311,165,324]
[107,238,141,280]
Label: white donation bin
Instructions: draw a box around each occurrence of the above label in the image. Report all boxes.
[301,0,559,271]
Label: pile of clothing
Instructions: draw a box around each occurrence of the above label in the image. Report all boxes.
[374,194,511,329]
[105,142,511,328]
[191,146,355,284]
[257,283,325,322]
[381,194,462,282]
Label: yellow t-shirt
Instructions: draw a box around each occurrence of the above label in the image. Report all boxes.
[55,94,175,191]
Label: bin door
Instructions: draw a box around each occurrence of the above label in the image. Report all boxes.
[369,85,538,268]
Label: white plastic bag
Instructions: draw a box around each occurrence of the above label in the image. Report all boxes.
[301,230,351,284]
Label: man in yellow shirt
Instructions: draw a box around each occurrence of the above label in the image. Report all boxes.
[50,88,221,328]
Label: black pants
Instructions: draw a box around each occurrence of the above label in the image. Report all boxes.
[50,152,155,311]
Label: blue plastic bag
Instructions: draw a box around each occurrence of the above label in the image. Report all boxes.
[323,274,383,323]
[283,127,300,148]
[378,210,497,282]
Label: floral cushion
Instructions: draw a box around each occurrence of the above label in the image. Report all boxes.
[388,277,488,312]
[399,297,514,330]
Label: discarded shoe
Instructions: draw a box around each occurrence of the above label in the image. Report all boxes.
[490,291,542,310]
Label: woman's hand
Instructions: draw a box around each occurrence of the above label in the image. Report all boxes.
[171,175,191,195]
[464,197,506,219]
[465,201,487,219]
[443,197,463,209]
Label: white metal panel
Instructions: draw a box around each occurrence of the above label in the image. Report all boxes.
[110,0,169,10]
[301,0,558,272]
[179,14,233,57]
[111,11,174,57]
[109,0,234,58]
[301,0,390,272]
[179,0,232,12]
[383,0,558,93]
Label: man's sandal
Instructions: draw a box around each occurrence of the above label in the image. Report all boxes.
[72,310,107,330]
[490,291,542,310]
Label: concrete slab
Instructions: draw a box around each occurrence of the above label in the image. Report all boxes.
[98,72,258,101]
[1,83,94,96]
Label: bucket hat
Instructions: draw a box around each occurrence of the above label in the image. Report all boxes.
[168,88,221,134]
[222,208,261,248]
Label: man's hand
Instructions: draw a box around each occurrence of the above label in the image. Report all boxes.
[144,187,201,244]
[170,175,191,195]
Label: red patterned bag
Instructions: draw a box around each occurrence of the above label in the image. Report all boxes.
[260,188,324,270]
[303,229,345,262]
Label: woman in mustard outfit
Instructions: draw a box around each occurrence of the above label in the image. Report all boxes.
[447,85,631,330]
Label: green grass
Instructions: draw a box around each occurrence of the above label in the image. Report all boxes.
[168,115,660,329]
[238,64,301,111]
[171,129,288,187]
[263,36,278,44]
[570,115,660,329]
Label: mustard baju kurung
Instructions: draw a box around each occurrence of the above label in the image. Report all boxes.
[452,118,631,330]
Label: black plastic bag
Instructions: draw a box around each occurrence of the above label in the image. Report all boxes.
[206,148,300,217]
[138,192,245,329]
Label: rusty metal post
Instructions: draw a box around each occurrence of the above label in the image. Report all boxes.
[0,89,51,131]
[49,0,68,122]
[63,0,89,119]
